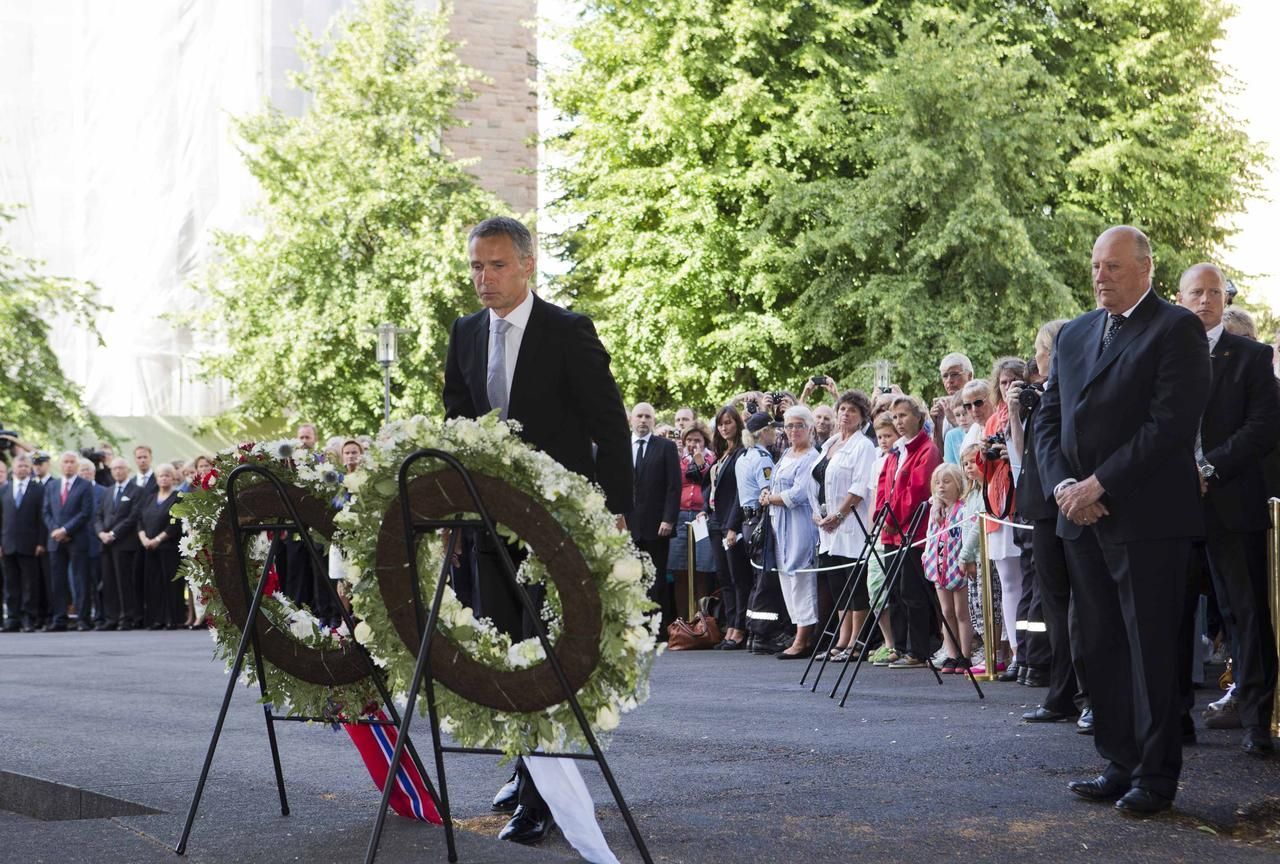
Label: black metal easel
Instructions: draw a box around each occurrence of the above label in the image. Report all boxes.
[363,448,654,864]
[175,463,442,856]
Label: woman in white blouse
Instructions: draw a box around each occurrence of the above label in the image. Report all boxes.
[811,391,879,662]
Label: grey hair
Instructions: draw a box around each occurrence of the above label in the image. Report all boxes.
[1222,307,1258,341]
[938,352,973,374]
[783,404,816,428]
[469,216,534,259]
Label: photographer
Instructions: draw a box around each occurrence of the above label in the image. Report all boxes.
[800,374,840,406]
[668,422,717,624]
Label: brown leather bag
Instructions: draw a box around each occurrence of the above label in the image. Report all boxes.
[667,611,722,650]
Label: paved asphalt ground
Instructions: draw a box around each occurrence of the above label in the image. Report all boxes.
[1,630,1277,863]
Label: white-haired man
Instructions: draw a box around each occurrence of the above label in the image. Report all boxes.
[931,352,973,450]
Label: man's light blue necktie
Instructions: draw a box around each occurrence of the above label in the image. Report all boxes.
[487,318,512,418]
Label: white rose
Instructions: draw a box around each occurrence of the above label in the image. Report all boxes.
[449,604,475,630]
[353,621,374,645]
[343,470,367,493]
[595,705,620,732]
[609,557,643,585]
[345,563,362,586]
[288,613,316,640]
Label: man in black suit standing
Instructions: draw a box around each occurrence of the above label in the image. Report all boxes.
[1176,262,1280,755]
[129,445,158,625]
[95,457,142,630]
[443,216,632,846]
[626,402,681,630]
[41,451,97,631]
[2,454,46,631]
[1037,226,1211,815]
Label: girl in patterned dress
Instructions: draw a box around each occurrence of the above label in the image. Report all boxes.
[923,463,974,672]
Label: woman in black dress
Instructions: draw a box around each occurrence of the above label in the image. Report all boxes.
[705,406,752,650]
[138,463,183,629]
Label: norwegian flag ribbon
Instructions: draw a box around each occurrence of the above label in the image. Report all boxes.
[344,710,442,824]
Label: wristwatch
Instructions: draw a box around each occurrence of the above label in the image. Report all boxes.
[1198,463,1216,481]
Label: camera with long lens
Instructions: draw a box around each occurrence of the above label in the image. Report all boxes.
[0,428,19,456]
[79,447,106,467]
[983,432,1007,462]
[1017,382,1044,412]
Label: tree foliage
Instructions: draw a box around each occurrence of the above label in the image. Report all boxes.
[0,206,106,446]
[548,0,1263,403]
[194,0,505,435]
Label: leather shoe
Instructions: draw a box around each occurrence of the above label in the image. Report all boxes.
[43,623,67,632]
[1076,707,1094,735]
[1068,775,1129,802]
[491,773,519,812]
[75,623,91,632]
[1115,787,1172,816]
[998,662,1020,683]
[1023,706,1076,723]
[1242,726,1274,757]
[498,805,555,845]
[1,625,18,633]
[715,638,745,651]
[93,622,114,632]
[1021,667,1048,688]
[1204,699,1242,730]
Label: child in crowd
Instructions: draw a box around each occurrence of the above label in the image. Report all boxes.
[959,443,1004,674]
[923,463,974,673]
[866,412,901,666]
[943,393,970,465]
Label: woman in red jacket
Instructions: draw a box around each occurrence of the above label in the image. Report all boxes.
[875,396,942,669]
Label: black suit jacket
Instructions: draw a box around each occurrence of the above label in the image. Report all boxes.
[1199,331,1280,535]
[443,293,633,514]
[1037,291,1210,543]
[705,446,747,533]
[1,480,45,555]
[629,435,680,540]
[95,483,142,553]
[1014,411,1056,523]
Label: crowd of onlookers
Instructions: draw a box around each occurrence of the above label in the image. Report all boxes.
[0,425,367,634]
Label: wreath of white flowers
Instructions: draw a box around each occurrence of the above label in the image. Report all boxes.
[176,440,383,720]
[336,413,662,758]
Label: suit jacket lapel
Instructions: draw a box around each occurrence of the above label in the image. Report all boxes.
[1082,292,1157,392]
[473,313,491,414]
[507,295,545,420]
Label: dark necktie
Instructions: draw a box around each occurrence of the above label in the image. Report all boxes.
[634,439,646,479]
[114,484,124,504]
[1100,313,1126,354]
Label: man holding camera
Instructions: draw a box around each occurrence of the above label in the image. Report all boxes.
[1037,226,1210,815]
[1176,262,1280,755]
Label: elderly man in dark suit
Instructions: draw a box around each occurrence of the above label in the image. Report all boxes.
[1037,226,1211,815]
[95,457,143,631]
[41,451,97,631]
[2,453,46,631]
[1176,262,1280,755]
[443,215,632,846]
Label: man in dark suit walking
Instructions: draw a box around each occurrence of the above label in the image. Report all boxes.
[2,454,46,631]
[1176,262,1280,755]
[626,402,681,631]
[443,216,632,845]
[1037,226,1211,815]
[41,451,97,631]
[95,457,142,630]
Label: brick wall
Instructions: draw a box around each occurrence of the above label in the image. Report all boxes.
[446,0,538,216]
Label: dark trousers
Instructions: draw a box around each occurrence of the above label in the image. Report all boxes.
[78,554,102,623]
[282,538,315,609]
[1065,530,1189,800]
[821,552,869,613]
[1203,529,1276,730]
[2,553,41,627]
[1032,520,1086,715]
[885,544,931,660]
[144,547,181,627]
[1015,530,1051,669]
[102,546,139,627]
[709,527,750,631]
[632,533,672,633]
[37,548,51,623]
[47,546,87,626]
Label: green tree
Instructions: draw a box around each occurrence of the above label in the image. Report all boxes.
[0,207,106,447]
[194,0,506,435]
[548,0,1262,402]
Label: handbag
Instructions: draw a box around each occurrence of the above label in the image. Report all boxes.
[667,611,722,650]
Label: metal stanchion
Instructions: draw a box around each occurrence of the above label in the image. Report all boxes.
[978,517,999,683]
[687,519,697,622]
[1270,499,1280,742]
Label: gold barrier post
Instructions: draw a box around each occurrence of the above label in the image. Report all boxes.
[978,517,999,683]
[687,520,697,622]
[1270,499,1280,742]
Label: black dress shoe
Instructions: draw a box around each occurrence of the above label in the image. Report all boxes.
[93,623,113,632]
[776,645,814,660]
[76,623,91,631]
[1242,726,1275,756]
[1181,713,1197,746]
[491,773,519,812]
[498,805,555,845]
[43,623,67,632]
[1023,706,1076,723]
[21,626,35,633]
[715,638,745,651]
[1021,666,1048,687]
[1076,707,1094,735]
[148,623,164,631]
[1115,787,1172,816]
[1,625,19,633]
[1068,775,1129,802]
[998,662,1020,682]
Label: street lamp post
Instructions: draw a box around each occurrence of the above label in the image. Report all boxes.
[370,322,410,422]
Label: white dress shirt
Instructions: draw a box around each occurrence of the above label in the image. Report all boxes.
[488,290,535,404]
[1206,322,1224,354]
[632,434,652,467]
[12,479,26,502]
